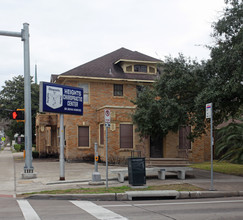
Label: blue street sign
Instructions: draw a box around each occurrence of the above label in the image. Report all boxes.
[40,82,83,115]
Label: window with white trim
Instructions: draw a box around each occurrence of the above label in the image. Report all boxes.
[114,84,123,96]
[78,83,89,103]
[100,124,104,145]
[134,65,147,73]
[120,124,133,148]
[78,126,89,147]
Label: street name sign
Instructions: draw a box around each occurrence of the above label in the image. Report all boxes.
[40,82,83,115]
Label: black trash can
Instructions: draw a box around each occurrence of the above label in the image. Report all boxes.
[128,157,146,186]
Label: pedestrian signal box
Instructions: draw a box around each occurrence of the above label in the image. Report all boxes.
[10,109,25,121]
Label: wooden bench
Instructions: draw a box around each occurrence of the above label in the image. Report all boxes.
[110,167,193,183]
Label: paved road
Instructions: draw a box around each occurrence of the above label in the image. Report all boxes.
[1,197,242,220]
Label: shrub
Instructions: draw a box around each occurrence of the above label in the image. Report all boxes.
[215,118,243,164]
[20,144,25,152]
[14,144,21,152]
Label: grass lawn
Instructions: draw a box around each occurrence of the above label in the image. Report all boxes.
[21,183,203,196]
[190,161,243,176]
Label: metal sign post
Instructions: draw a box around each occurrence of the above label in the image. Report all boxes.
[40,82,83,181]
[0,23,36,178]
[206,103,214,191]
[59,114,65,180]
[104,109,110,189]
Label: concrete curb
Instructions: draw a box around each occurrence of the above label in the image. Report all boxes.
[22,193,127,201]
[178,191,243,199]
[46,178,117,185]
[21,190,243,201]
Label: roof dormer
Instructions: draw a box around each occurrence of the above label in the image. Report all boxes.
[114,59,158,74]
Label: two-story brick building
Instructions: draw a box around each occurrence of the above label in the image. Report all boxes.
[36,48,211,164]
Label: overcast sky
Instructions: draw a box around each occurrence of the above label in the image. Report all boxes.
[0,0,225,89]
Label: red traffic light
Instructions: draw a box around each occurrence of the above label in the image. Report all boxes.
[12,111,18,119]
[10,110,25,120]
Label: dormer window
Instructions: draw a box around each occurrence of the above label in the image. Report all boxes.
[117,60,158,74]
[134,65,147,73]
[126,65,132,72]
[149,66,155,73]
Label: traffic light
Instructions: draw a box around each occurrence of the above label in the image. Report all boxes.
[10,109,25,120]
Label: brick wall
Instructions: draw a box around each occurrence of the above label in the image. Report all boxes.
[36,79,211,163]
[60,80,141,162]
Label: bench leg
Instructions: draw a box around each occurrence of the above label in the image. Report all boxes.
[178,171,185,179]
[158,170,166,180]
[118,173,125,183]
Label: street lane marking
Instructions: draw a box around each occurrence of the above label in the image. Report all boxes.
[103,199,243,207]
[17,200,40,220]
[71,201,128,220]
[103,204,132,207]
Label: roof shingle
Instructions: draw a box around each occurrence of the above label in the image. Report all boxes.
[59,47,162,81]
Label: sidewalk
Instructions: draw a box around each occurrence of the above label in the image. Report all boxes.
[1,146,243,200]
[0,146,15,197]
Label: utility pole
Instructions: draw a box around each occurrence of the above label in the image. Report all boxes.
[35,64,37,84]
[0,23,36,178]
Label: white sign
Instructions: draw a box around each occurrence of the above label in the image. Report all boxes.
[46,86,63,109]
[104,109,111,123]
[206,103,212,119]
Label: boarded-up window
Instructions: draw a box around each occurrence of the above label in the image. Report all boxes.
[100,124,104,145]
[114,84,123,96]
[78,83,89,103]
[78,126,89,147]
[179,126,191,149]
[120,124,133,148]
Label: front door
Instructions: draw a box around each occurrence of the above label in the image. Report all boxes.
[150,135,163,158]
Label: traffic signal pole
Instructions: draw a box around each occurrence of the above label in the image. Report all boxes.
[0,23,36,178]
[22,23,35,178]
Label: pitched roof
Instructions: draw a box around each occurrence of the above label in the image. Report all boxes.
[50,74,59,83]
[59,48,162,82]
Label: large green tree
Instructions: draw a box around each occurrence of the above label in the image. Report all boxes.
[133,55,209,138]
[132,0,243,140]
[196,0,243,125]
[0,75,39,141]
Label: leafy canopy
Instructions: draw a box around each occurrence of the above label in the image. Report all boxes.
[133,55,208,138]
[132,0,243,140]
